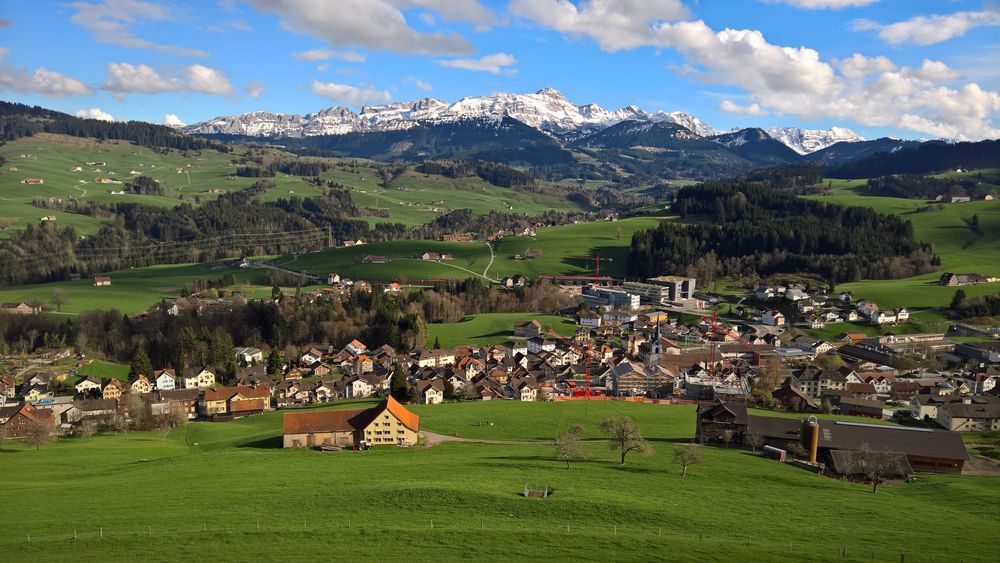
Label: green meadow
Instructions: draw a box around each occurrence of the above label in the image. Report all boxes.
[1,401,997,561]
[426,312,576,348]
[807,181,1000,308]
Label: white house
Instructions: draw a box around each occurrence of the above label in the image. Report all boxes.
[154,369,177,391]
[344,376,374,399]
[578,312,602,328]
[234,347,263,365]
[418,380,445,404]
[527,337,556,354]
[762,310,785,326]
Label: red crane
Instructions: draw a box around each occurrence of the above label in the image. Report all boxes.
[564,254,613,284]
[701,310,757,376]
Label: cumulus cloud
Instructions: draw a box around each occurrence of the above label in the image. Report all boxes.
[651,20,999,139]
[438,52,516,74]
[851,10,1000,46]
[0,50,93,97]
[405,75,433,91]
[310,80,391,106]
[763,0,878,9]
[69,0,208,57]
[102,63,234,97]
[74,108,115,121]
[293,49,366,63]
[246,81,265,100]
[509,0,688,52]
[393,0,497,27]
[246,0,472,54]
[720,100,768,116]
[511,6,1000,140]
[163,113,186,127]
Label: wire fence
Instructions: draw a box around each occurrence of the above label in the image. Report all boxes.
[5,520,981,562]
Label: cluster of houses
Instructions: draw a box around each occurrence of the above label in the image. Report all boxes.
[751,285,909,329]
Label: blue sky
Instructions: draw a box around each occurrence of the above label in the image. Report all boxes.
[0,0,998,139]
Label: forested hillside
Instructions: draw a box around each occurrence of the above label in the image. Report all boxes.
[628,183,938,283]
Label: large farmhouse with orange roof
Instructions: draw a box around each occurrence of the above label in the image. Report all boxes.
[282,396,419,448]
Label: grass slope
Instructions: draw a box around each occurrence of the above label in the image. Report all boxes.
[807,182,1000,308]
[426,312,576,348]
[1,401,997,561]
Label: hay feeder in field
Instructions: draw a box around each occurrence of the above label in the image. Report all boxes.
[523,483,549,498]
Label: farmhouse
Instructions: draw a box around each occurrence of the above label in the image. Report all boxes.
[362,255,389,264]
[74,375,102,396]
[93,276,112,286]
[153,369,177,390]
[201,385,272,419]
[181,367,216,389]
[514,319,543,339]
[0,403,56,437]
[282,396,419,448]
[0,302,39,315]
[102,378,124,401]
[939,273,989,286]
[21,178,44,184]
[936,400,1000,432]
[762,310,785,326]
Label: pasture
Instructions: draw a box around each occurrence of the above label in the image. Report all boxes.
[807,184,1000,308]
[1,400,997,561]
[426,312,576,348]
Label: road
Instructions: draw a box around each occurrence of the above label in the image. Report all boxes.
[420,431,552,447]
[482,242,495,278]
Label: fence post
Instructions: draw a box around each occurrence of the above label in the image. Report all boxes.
[100,527,103,539]
[257,520,260,531]
[27,532,30,543]
[74,529,77,540]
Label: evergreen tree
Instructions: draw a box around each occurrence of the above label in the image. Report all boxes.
[433,336,441,349]
[390,365,409,403]
[950,288,967,311]
[130,347,153,378]
[266,350,283,379]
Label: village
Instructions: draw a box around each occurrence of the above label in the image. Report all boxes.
[2,268,998,484]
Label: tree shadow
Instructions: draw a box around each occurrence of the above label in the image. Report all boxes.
[235,436,283,449]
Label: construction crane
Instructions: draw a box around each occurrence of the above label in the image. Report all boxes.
[564,254,613,284]
[701,310,758,377]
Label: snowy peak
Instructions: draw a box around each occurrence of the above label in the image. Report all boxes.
[184,88,722,140]
[765,126,864,155]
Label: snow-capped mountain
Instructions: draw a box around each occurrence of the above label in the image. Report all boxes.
[185,88,719,140]
[765,127,863,155]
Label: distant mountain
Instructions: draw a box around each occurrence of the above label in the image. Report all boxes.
[225,115,575,165]
[570,120,707,149]
[766,127,863,155]
[185,88,720,140]
[824,139,1000,179]
[805,137,921,164]
[709,128,803,164]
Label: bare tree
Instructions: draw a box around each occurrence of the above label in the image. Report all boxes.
[555,424,588,469]
[51,288,68,312]
[721,429,735,448]
[77,419,98,439]
[857,443,899,494]
[602,417,651,465]
[24,421,54,450]
[672,444,702,477]
[746,433,764,452]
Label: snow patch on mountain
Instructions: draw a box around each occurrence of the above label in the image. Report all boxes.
[765,127,863,155]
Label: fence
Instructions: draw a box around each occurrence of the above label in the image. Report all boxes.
[4,520,977,562]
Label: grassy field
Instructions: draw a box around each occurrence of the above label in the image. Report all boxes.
[806,183,1000,308]
[280,217,665,282]
[0,261,307,315]
[1,400,997,561]
[426,312,576,348]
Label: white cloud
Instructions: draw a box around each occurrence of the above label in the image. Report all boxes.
[720,100,768,116]
[406,75,433,91]
[310,80,391,106]
[394,0,497,27]
[509,0,688,52]
[645,20,1000,139]
[247,0,472,54]
[246,81,265,100]
[438,52,516,74]
[316,63,331,72]
[0,50,93,97]
[293,49,366,63]
[163,113,186,127]
[851,10,1000,46]
[74,107,115,121]
[763,0,878,9]
[69,0,208,57]
[833,53,896,81]
[102,62,234,97]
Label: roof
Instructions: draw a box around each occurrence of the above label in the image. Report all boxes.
[382,396,420,431]
[940,402,1000,419]
[157,389,200,401]
[819,420,969,461]
[825,450,913,478]
[698,400,748,425]
[283,408,370,434]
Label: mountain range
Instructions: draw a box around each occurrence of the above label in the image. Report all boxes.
[184,88,861,155]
